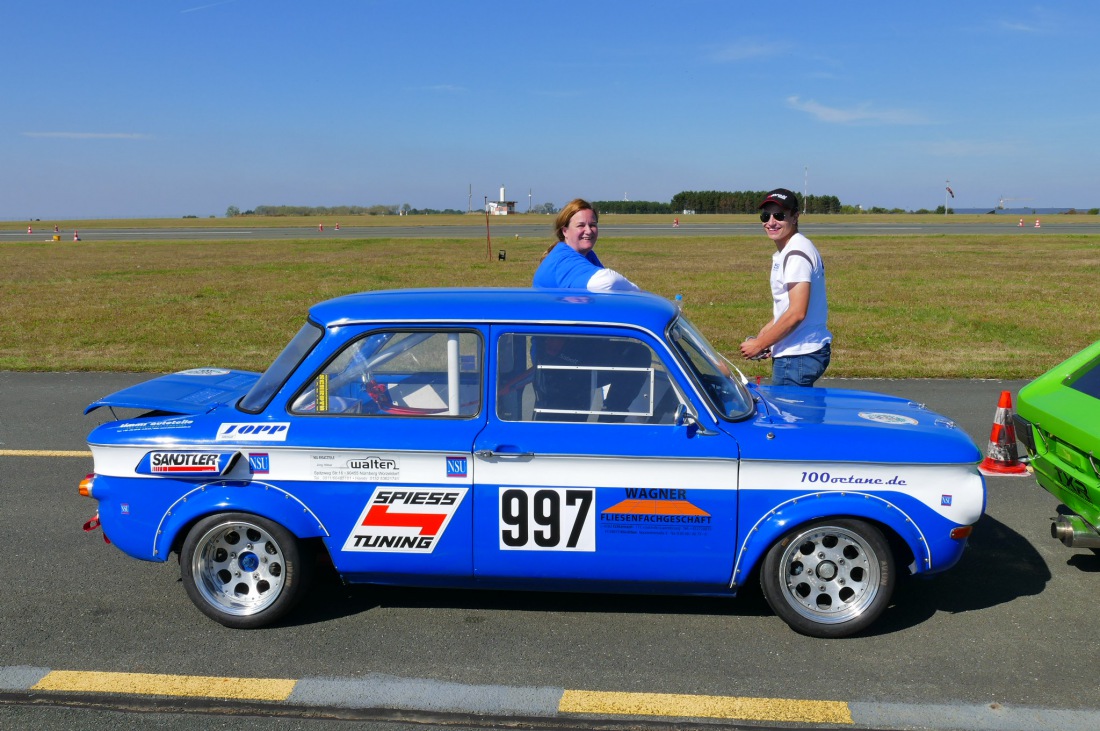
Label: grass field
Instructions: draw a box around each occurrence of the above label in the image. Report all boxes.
[2,225,1098,378]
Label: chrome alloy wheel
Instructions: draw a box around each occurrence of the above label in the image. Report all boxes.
[774,523,883,625]
[189,518,288,617]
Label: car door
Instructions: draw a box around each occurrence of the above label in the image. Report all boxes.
[472,325,740,592]
[280,326,487,582]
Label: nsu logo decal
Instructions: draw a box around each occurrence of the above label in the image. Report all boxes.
[248,453,270,474]
[216,423,291,442]
[446,456,468,478]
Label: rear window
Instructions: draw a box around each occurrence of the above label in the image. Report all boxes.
[1070,358,1100,401]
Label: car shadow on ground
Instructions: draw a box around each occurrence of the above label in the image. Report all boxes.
[297,576,772,627]
[292,558,771,628]
[287,512,1047,636]
[869,512,1050,636]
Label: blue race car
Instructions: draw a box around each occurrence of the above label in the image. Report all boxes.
[79,288,985,638]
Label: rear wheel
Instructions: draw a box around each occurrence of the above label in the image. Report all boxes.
[181,513,311,629]
[760,519,894,638]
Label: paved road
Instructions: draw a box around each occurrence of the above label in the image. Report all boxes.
[2,372,1099,730]
[4,220,1099,242]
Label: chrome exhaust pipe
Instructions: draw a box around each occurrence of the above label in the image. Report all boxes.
[1051,515,1100,548]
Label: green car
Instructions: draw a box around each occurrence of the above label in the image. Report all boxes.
[1015,340,1100,549]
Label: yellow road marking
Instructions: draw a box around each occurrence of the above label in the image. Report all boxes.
[32,670,297,701]
[559,690,852,724]
[0,449,91,457]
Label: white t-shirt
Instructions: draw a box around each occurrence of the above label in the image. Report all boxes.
[770,232,832,357]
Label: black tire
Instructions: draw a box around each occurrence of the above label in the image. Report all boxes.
[181,512,312,629]
[760,518,894,638]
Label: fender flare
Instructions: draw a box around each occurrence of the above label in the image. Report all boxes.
[730,491,931,587]
[149,480,330,560]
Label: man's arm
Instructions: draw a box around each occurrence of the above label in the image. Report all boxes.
[739,281,810,358]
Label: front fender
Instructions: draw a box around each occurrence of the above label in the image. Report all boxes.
[731,491,935,587]
[152,480,330,560]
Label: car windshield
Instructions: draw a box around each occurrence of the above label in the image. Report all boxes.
[668,317,754,420]
[239,321,324,413]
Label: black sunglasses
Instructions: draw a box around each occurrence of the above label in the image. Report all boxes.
[759,211,792,223]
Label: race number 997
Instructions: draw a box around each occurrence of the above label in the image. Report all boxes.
[499,487,595,551]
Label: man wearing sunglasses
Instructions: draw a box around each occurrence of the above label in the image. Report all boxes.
[739,188,832,386]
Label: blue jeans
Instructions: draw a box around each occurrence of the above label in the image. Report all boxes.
[772,343,831,387]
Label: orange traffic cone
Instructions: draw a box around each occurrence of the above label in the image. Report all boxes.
[1034,218,1041,228]
[978,391,1028,476]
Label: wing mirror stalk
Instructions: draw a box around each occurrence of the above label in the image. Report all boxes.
[675,404,718,436]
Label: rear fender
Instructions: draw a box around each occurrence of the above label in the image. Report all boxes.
[152,480,330,560]
[731,491,931,587]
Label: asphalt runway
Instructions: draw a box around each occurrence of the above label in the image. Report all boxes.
[3,372,1100,730]
[4,219,1100,242]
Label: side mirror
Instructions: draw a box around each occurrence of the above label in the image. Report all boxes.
[675,404,718,436]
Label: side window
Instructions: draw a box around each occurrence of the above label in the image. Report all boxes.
[496,333,682,424]
[291,331,481,416]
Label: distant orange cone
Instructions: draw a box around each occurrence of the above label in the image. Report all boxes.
[978,391,1028,476]
[1034,218,1041,228]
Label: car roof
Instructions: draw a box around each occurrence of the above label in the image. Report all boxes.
[308,288,679,332]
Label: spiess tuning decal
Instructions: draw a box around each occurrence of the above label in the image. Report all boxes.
[342,487,468,553]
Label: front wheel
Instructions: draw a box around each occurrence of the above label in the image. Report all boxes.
[760,519,894,638]
[181,513,311,629]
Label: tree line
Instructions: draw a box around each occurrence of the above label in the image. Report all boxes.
[669,191,843,214]
[590,191,845,215]
[228,204,464,217]
[592,200,673,214]
[226,191,977,219]
[227,205,404,217]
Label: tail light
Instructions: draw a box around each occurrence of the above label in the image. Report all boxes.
[78,474,96,498]
[950,525,973,540]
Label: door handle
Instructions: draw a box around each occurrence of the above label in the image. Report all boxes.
[475,449,534,459]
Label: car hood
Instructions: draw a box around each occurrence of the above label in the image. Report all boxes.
[746,385,982,464]
[84,369,262,416]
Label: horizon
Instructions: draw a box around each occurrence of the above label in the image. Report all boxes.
[6,207,1095,225]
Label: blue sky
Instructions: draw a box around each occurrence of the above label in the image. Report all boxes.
[3,2,1098,219]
